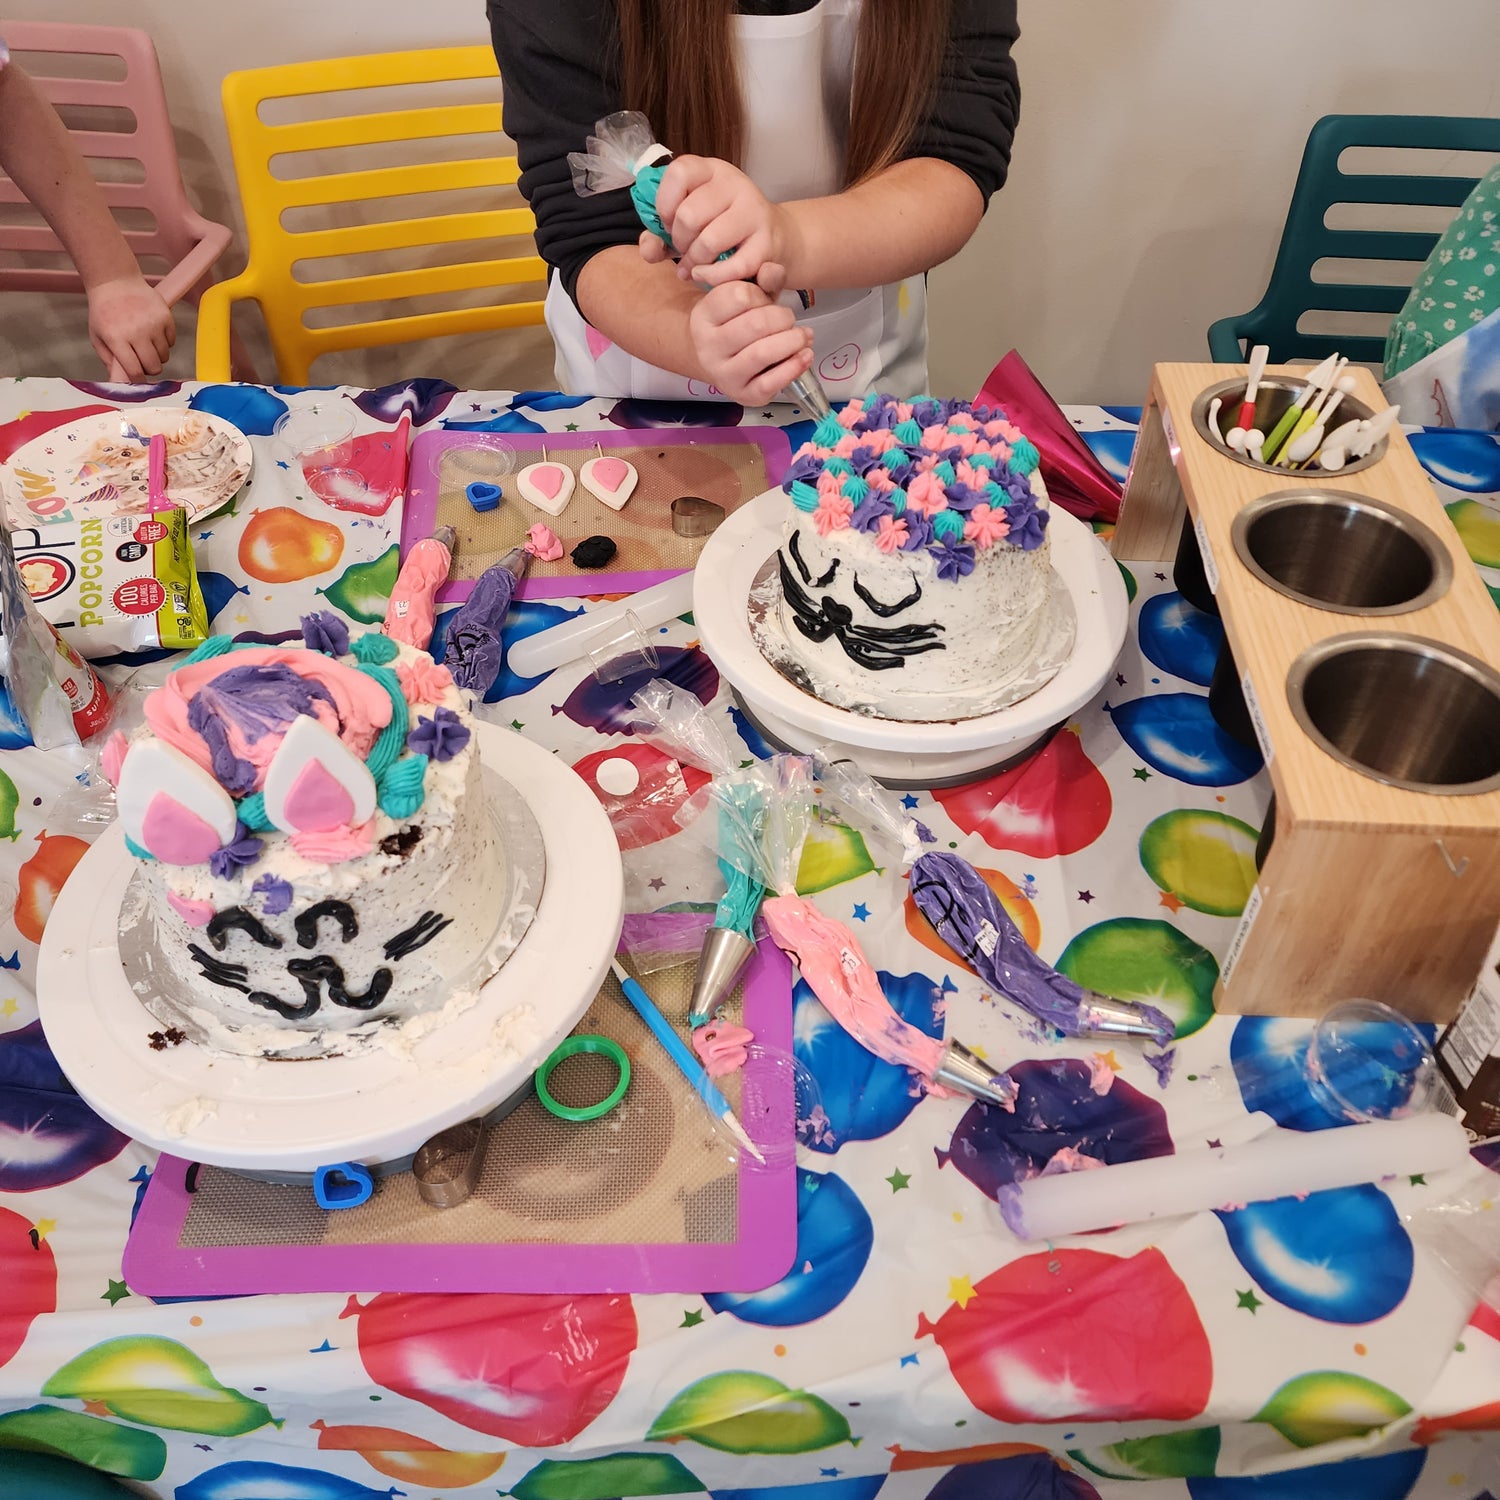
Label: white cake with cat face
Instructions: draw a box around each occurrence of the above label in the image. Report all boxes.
[774,395,1055,720]
[107,615,507,1058]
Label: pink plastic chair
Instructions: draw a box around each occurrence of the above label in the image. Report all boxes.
[0,22,242,379]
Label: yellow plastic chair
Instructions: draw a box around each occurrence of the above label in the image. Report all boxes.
[197,46,546,384]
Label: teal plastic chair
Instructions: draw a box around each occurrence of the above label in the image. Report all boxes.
[1208,114,1500,364]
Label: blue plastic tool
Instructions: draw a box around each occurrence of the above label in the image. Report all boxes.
[313,1161,374,1209]
[466,480,503,512]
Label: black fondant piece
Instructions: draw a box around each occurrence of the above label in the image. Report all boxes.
[384,910,453,961]
[295,899,358,949]
[570,535,617,568]
[205,906,282,952]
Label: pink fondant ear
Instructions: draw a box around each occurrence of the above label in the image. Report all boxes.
[530,465,566,502]
[591,457,629,492]
[142,794,224,865]
[283,759,357,833]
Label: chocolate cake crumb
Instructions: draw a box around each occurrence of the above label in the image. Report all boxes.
[147,1027,187,1050]
[379,825,423,858]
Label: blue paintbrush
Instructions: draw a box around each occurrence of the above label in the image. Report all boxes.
[609,959,766,1164]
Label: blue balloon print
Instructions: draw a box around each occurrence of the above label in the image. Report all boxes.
[428,598,584,703]
[1229,1017,1343,1131]
[198,571,252,626]
[1187,1447,1423,1500]
[348,378,456,425]
[1099,406,1144,425]
[1082,428,1137,484]
[728,703,774,760]
[706,1170,872,1326]
[1107,692,1263,786]
[187,385,289,436]
[0,679,35,749]
[605,399,745,429]
[939,1058,1173,1201]
[780,418,815,453]
[1409,429,1500,493]
[510,390,596,412]
[67,380,183,403]
[713,1477,885,1500]
[176,1462,403,1500]
[557,645,718,733]
[1138,592,1224,687]
[794,970,944,1152]
[1216,1185,1413,1323]
[439,412,546,434]
[926,1453,1101,1500]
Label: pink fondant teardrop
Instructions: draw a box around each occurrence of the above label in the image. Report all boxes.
[142,793,224,865]
[167,891,216,927]
[530,465,566,502]
[283,759,356,833]
[592,457,629,492]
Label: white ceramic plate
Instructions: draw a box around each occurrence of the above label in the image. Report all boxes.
[36,724,625,1172]
[4,407,252,527]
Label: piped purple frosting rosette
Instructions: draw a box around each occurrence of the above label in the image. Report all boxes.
[909,852,1176,1047]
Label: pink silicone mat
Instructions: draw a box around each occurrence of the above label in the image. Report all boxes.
[402,426,791,601]
[122,944,796,1296]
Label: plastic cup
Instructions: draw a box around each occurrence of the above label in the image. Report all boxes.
[275,408,356,471]
[1304,999,1436,1123]
[587,610,659,684]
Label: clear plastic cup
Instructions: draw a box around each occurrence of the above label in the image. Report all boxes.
[1304,999,1436,1123]
[586,610,659,684]
[275,407,356,471]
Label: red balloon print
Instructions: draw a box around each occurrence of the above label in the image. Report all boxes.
[15,831,90,944]
[1413,1400,1500,1446]
[340,1292,637,1446]
[916,1247,1211,1425]
[0,1205,57,1367]
[571,744,710,850]
[933,728,1111,857]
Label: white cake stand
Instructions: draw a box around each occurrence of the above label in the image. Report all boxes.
[36,724,624,1174]
[694,491,1130,785]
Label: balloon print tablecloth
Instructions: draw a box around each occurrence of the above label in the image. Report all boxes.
[0,377,1497,1500]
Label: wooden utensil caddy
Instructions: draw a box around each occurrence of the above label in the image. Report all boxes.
[1113,363,1500,1022]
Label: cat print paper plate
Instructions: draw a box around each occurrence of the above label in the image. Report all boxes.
[3,407,253,527]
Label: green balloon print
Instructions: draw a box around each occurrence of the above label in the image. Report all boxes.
[796,821,875,895]
[1139,810,1259,917]
[1057,917,1218,1039]
[511,1452,705,1500]
[0,1404,166,1480]
[317,544,400,624]
[1069,1426,1220,1480]
[42,1337,275,1436]
[1254,1371,1411,1449]
[1446,499,1500,568]
[1117,559,1138,603]
[646,1371,851,1455]
[0,767,20,842]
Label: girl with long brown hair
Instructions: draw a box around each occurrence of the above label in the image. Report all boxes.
[489,1,1019,405]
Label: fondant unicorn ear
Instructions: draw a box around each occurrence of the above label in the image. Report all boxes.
[263,716,377,835]
[117,741,239,864]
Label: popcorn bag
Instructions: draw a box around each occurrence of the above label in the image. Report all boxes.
[9,506,208,659]
[0,524,111,748]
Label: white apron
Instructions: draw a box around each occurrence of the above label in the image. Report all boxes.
[545,0,930,401]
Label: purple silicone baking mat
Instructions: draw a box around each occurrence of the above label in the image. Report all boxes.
[123,943,797,1296]
[402,426,791,602]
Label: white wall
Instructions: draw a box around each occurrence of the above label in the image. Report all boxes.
[3,0,1498,404]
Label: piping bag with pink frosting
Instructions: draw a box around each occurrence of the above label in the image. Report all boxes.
[910,852,1176,1047]
[696,754,1016,1109]
[385,526,455,651]
[442,546,530,693]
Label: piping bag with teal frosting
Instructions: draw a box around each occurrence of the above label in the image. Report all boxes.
[910,851,1176,1047]
[569,110,834,420]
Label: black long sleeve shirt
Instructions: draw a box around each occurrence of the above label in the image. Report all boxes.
[487,0,1020,308]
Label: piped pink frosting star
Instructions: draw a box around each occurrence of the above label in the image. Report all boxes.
[831,433,860,458]
[863,427,899,455]
[921,424,951,450]
[396,657,455,706]
[905,470,949,517]
[813,494,854,535]
[948,411,980,431]
[816,469,847,501]
[865,468,896,493]
[948,429,980,458]
[964,503,1010,548]
[837,400,865,428]
[955,459,985,489]
[874,515,909,553]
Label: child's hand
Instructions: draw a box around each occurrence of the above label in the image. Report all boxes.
[86,276,176,382]
[648,156,798,289]
[688,264,813,406]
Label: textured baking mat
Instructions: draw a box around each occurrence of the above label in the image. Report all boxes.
[123,945,796,1295]
[402,427,791,601]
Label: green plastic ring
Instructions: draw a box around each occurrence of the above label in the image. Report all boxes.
[534,1035,631,1122]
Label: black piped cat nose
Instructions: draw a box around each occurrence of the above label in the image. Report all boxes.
[821,597,853,628]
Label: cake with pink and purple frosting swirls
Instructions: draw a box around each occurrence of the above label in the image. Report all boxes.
[775,394,1058,721]
[104,612,507,1058]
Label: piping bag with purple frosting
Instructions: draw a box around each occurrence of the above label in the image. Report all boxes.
[909,851,1176,1047]
[442,546,530,693]
[690,754,1016,1109]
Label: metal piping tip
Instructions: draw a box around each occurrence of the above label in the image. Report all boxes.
[931,1038,1017,1109]
[787,372,834,423]
[1077,991,1176,1045]
[496,545,531,582]
[431,525,457,552]
[688,926,757,1028]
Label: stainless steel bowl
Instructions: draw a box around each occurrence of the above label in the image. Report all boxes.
[1230,491,1452,615]
[1287,634,1500,795]
[1191,376,1385,476]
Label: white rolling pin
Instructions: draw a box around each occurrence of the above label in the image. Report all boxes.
[999,1113,1471,1242]
[505,571,696,679]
